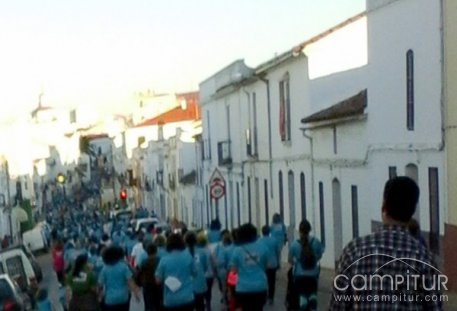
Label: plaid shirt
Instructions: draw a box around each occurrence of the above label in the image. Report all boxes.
[329,224,443,310]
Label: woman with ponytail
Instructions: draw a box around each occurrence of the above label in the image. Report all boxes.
[287,219,323,311]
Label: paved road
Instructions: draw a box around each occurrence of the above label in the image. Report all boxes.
[36,252,457,310]
[35,251,332,311]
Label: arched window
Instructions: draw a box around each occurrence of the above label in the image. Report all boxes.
[300,173,306,220]
[278,171,284,219]
[406,49,415,131]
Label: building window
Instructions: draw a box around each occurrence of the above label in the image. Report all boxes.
[333,126,337,154]
[406,49,415,131]
[300,173,306,221]
[205,111,212,159]
[247,177,252,223]
[264,179,269,226]
[205,184,210,225]
[252,92,258,155]
[388,166,397,179]
[351,185,359,238]
[236,182,241,227]
[319,181,326,247]
[429,167,440,254]
[279,73,291,141]
[278,171,284,219]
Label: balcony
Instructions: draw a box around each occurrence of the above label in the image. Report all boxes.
[217,140,232,166]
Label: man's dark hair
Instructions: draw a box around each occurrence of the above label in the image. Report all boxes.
[383,176,419,222]
[210,218,221,231]
[166,233,185,252]
[237,223,258,244]
[146,243,157,256]
[261,225,270,236]
[102,245,125,265]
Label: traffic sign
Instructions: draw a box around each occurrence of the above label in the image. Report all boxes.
[209,168,226,199]
[210,182,225,199]
[209,168,225,187]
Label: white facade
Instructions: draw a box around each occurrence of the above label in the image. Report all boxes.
[198,0,446,269]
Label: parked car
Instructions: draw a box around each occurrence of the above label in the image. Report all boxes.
[0,245,40,291]
[19,245,43,283]
[0,274,33,311]
[113,208,133,223]
[132,217,159,233]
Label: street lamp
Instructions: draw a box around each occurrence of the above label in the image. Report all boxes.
[56,173,66,198]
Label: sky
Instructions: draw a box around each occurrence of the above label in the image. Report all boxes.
[0,0,365,124]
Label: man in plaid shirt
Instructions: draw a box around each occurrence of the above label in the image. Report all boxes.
[330,176,444,310]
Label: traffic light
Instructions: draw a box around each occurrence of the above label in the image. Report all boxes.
[120,189,127,201]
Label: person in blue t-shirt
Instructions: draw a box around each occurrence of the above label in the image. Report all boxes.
[98,245,141,310]
[259,225,280,305]
[288,219,324,311]
[207,219,222,245]
[155,233,195,311]
[36,288,53,311]
[215,230,233,286]
[154,234,168,263]
[270,213,286,265]
[230,223,268,311]
[185,231,208,311]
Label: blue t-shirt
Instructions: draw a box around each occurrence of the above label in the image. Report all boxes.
[207,230,221,244]
[98,261,132,305]
[230,240,268,293]
[215,244,233,280]
[191,247,209,294]
[288,236,324,278]
[156,246,168,264]
[270,223,286,249]
[259,236,279,269]
[37,298,52,311]
[155,249,195,307]
[124,237,136,257]
[111,230,125,246]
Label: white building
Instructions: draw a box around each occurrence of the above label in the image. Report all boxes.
[125,92,201,220]
[198,0,445,269]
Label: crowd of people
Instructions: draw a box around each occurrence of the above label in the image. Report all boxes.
[38,196,325,311]
[34,176,441,311]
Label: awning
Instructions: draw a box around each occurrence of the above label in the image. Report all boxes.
[12,206,29,223]
[301,89,367,124]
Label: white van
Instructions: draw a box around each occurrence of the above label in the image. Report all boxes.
[22,227,48,253]
[0,246,39,291]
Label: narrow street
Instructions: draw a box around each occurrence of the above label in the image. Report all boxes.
[35,250,336,311]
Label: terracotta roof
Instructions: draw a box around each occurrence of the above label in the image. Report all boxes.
[301,89,367,124]
[83,133,109,140]
[135,96,200,128]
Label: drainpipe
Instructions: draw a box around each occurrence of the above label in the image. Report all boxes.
[439,0,446,151]
[258,77,274,199]
[302,129,316,229]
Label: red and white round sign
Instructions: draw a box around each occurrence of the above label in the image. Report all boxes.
[210,182,225,199]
